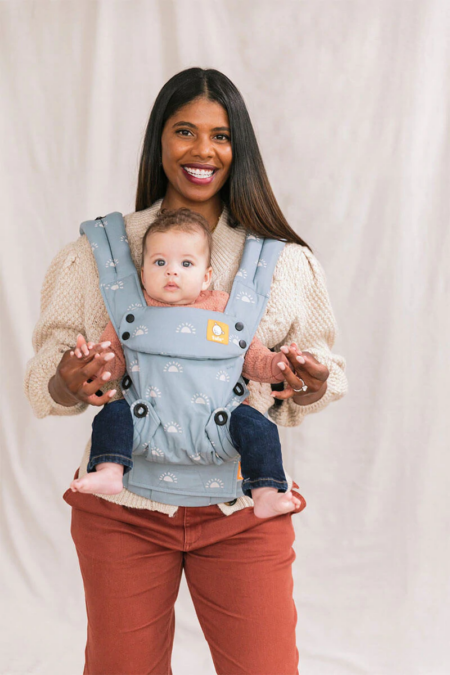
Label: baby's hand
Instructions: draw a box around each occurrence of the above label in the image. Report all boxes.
[71,334,103,359]
[70,334,115,381]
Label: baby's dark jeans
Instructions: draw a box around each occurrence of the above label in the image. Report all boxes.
[88,400,288,496]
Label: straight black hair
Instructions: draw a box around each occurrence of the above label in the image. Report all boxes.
[136,68,311,249]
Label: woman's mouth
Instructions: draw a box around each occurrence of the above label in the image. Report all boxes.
[182,164,217,185]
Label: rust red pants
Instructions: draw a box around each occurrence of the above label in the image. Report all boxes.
[63,482,304,675]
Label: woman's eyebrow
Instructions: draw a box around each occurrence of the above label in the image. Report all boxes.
[172,121,230,132]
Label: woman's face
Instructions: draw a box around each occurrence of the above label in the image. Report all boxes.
[161,97,232,204]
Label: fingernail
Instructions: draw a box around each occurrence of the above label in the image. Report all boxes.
[69,351,74,357]
[104,353,115,361]
[101,372,111,381]
[296,356,305,363]
[278,363,286,370]
[108,390,117,397]
[101,341,111,348]
[280,346,289,353]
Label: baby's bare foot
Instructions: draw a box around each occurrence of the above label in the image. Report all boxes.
[252,487,302,519]
[70,463,124,495]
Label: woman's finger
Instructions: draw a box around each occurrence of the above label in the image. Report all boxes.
[281,346,328,384]
[277,362,312,393]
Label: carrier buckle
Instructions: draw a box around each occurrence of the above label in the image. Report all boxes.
[233,382,245,396]
[133,402,149,418]
[214,410,228,426]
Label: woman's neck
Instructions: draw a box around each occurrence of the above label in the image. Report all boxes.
[161,188,223,231]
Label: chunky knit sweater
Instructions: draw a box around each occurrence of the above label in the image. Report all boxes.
[25,200,347,516]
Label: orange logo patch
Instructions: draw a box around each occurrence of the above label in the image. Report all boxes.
[206,319,229,345]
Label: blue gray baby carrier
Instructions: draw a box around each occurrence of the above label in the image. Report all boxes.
[80,212,285,506]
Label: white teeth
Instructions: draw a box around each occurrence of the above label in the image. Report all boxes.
[184,166,215,178]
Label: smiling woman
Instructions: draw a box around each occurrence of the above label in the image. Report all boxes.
[26,67,347,674]
[136,68,311,246]
[160,98,233,219]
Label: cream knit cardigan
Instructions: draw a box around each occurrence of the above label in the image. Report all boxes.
[25,200,347,516]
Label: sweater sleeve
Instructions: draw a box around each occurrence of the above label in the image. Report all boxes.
[268,246,348,427]
[24,240,90,418]
[242,337,290,383]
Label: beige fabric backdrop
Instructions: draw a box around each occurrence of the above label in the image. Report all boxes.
[1,1,449,673]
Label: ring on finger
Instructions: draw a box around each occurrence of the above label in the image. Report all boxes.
[293,377,308,393]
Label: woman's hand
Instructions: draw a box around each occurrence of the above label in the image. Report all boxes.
[272,342,329,406]
[48,334,117,407]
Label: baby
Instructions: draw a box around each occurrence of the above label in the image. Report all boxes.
[70,208,302,518]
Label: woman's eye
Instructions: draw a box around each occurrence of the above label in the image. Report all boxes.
[182,261,192,268]
[155,259,165,266]
[214,134,230,142]
[177,129,193,137]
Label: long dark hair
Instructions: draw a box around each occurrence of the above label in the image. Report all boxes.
[136,68,310,249]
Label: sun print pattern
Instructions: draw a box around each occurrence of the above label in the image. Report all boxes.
[236,290,255,304]
[127,302,143,312]
[128,359,140,372]
[176,322,196,334]
[163,361,183,373]
[164,421,182,434]
[150,447,164,458]
[205,478,225,489]
[159,472,178,483]
[191,393,210,405]
[105,258,118,268]
[132,325,148,337]
[104,280,124,291]
[216,370,230,382]
[145,385,161,399]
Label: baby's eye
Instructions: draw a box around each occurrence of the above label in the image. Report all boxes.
[182,261,192,268]
[155,259,165,267]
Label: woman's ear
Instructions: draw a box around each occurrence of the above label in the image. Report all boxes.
[202,266,213,290]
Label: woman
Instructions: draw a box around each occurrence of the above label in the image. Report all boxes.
[25,68,347,674]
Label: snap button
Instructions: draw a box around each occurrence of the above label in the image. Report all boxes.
[214,410,228,426]
[235,322,244,331]
[233,382,245,396]
[225,499,237,506]
[122,374,132,390]
[133,403,148,419]
[126,314,135,323]
[239,340,247,349]
[122,331,130,341]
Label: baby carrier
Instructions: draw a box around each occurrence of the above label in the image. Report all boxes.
[80,212,285,506]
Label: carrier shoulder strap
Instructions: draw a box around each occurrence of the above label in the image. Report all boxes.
[80,212,145,334]
[225,234,285,340]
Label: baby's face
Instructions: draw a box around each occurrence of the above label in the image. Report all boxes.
[141,228,212,305]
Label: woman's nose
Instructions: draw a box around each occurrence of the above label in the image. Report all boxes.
[192,134,213,159]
